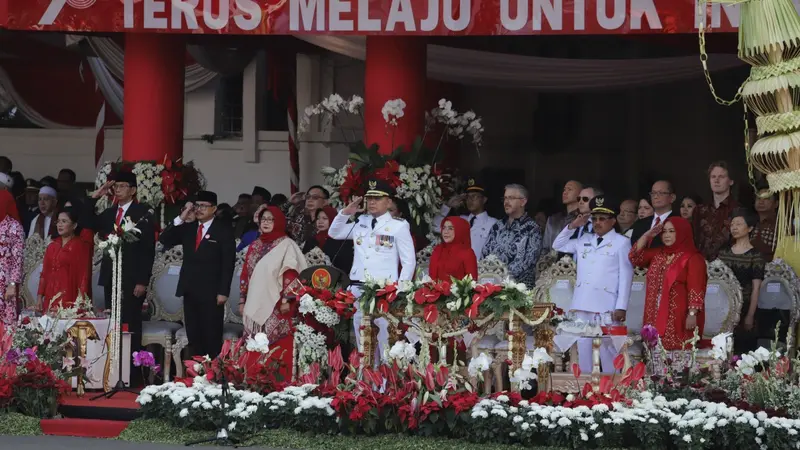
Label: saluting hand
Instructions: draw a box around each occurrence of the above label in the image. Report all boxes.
[91,181,115,199]
[180,202,194,222]
[645,222,664,239]
[568,213,590,230]
[342,196,364,216]
[253,204,268,224]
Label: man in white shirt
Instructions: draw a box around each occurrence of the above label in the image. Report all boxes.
[329,179,416,362]
[28,186,58,239]
[553,195,633,374]
[628,180,677,248]
[433,177,498,259]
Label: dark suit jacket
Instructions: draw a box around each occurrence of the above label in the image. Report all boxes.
[84,199,155,289]
[629,211,679,248]
[159,219,236,300]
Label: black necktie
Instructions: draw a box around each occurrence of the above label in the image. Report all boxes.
[371,218,377,230]
[597,237,603,246]
[469,216,476,228]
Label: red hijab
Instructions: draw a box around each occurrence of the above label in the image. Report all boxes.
[661,217,698,255]
[430,217,473,280]
[258,206,288,243]
[314,206,338,248]
[0,190,20,222]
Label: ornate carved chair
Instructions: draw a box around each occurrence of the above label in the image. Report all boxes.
[531,256,577,372]
[142,245,185,382]
[757,258,800,353]
[173,247,247,379]
[21,235,49,309]
[535,250,559,280]
[415,243,436,281]
[623,267,649,364]
[646,260,743,373]
[304,247,332,267]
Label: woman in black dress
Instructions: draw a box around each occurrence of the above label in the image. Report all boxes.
[717,208,765,354]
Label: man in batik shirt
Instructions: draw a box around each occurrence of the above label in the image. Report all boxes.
[693,161,739,260]
[482,183,542,287]
[752,186,777,262]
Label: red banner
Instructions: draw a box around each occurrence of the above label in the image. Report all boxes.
[1,0,788,35]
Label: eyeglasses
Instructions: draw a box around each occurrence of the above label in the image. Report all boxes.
[578,196,591,203]
[195,204,214,210]
[650,191,672,197]
[260,217,275,223]
[306,195,325,201]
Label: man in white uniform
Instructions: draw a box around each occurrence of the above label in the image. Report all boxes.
[328,179,416,361]
[433,177,498,259]
[552,195,633,373]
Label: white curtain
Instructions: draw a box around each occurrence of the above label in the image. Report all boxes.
[85,36,219,92]
[0,66,76,129]
[297,36,745,91]
[85,55,124,120]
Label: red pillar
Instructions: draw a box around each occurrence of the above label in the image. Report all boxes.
[122,34,185,162]
[364,37,427,155]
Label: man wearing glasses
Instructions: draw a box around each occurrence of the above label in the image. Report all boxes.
[629,180,677,248]
[552,195,633,373]
[481,184,542,287]
[87,172,155,354]
[283,185,330,247]
[160,191,236,358]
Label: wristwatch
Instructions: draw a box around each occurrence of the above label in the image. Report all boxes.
[8,282,16,287]
[688,310,697,316]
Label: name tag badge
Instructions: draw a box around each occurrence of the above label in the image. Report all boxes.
[583,243,592,247]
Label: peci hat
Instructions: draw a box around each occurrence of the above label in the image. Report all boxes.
[25,179,40,191]
[252,186,271,202]
[364,179,395,198]
[113,171,138,187]
[196,190,218,206]
[590,195,618,216]
[465,176,486,194]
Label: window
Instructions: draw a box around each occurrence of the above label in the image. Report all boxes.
[214,73,243,138]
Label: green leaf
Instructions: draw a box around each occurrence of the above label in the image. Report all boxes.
[428,412,439,424]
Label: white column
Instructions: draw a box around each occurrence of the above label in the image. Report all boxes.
[241,52,265,163]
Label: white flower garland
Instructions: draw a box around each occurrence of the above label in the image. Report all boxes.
[294,294,341,374]
[297,94,364,133]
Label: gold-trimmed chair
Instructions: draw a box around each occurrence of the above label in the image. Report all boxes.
[757,258,800,354]
[415,243,436,281]
[535,250,559,281]
[21,235,49,309]
[142,245,185,382]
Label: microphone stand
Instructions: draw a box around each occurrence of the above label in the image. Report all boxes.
[185,366,240,447]
[91,320,137,400]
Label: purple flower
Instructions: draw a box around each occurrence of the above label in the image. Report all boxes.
[22,348,38,361]
[641,325,659,348]
[132,350,156,368]
[5,349,20,364]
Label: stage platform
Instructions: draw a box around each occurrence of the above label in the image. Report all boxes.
[40,390,141,438]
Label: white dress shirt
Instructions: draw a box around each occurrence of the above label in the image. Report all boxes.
[650,211,673,229]
[433,206,498,259]
[28,213,53,238]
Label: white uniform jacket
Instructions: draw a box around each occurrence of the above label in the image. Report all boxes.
[328,211,416,283]
[552,226,633,313]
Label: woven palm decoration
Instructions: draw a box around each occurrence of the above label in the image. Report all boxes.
[703,0,800,244]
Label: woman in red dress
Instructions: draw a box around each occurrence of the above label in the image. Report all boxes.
[239,206,307,382]
[37,208,93,312]
[629,217,707,350]
[429,216,478,282]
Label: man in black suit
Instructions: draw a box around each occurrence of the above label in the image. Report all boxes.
[629,180,678,248]
[159,191,236,358]
[86,172,156,352]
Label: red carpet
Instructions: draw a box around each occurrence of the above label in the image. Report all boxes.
[40,418,130,438]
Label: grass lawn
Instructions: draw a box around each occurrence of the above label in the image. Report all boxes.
[119,419,565,449]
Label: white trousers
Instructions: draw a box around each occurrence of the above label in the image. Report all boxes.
[349,285,389,365]
[574,311,620,374]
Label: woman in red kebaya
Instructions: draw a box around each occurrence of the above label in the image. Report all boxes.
[429,217,478,282]
[37,208,93,312]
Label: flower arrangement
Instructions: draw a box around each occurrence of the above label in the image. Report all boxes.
[137,345,800,449]
[358,274,533,324]
[306,94,484,237]
[182,334,286,394]
[293,287,356,374]
[94,158,205,213]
